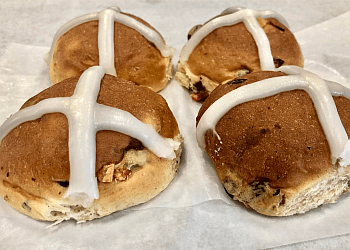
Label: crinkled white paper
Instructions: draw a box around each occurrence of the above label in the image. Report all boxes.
[0,3,350,249]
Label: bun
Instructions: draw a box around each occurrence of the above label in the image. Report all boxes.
[197,69,350,216]
[0,72,183,222]
[176,8,303,101]
[46,7,175,92]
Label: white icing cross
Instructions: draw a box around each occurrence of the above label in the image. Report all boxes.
[197,66,350,165]
[45,6,176,75]
[179,7,290,71]
[0,66,178,207]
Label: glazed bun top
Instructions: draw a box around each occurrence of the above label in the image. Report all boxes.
[183,7,303,77]
[46,7,175,92]
[197,69,350,189]
[177,7,303,101]
[0,68,180,207]
[186,17,302,80]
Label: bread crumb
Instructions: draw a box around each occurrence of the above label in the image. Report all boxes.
[97,164,114,182]
[114,167,132,183]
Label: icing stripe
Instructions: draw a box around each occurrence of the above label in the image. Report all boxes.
[327,80,350,99]
[63,66,104,206]
[111,11,175,57]
[196,67,349,164]
[44,12,99,65]
[98,9,117,76]
[0,66,178,206]
[243,16,275,70]
[45,7,175,67]
[221,7,246,15]
[95,105,177,159]
[279,66,350,99]
[0,99,68,144]
[179,8,289,71]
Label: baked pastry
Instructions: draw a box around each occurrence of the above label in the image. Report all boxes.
[196,66,350,216]
[0,66,182,222]
[176,7,303,101]
[45,7,175,92]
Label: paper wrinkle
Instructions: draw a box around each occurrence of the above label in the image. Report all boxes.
[1,9,350,250]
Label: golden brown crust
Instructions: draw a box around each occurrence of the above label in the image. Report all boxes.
[50,13,172,92]
[0,75,182,221]
[176,17,303,101]
[197,71,350,215]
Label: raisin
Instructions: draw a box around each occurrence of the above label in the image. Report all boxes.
[57,181,69,188]
[274,58,285,68]
[272,24,285,31]
[191,81,209,101]
[227,78,247,85]
[125,138,144,151]
[22,202,31,212]
[273,189,280,196]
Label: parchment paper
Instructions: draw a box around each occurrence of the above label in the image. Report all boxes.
[0,3,350,249]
